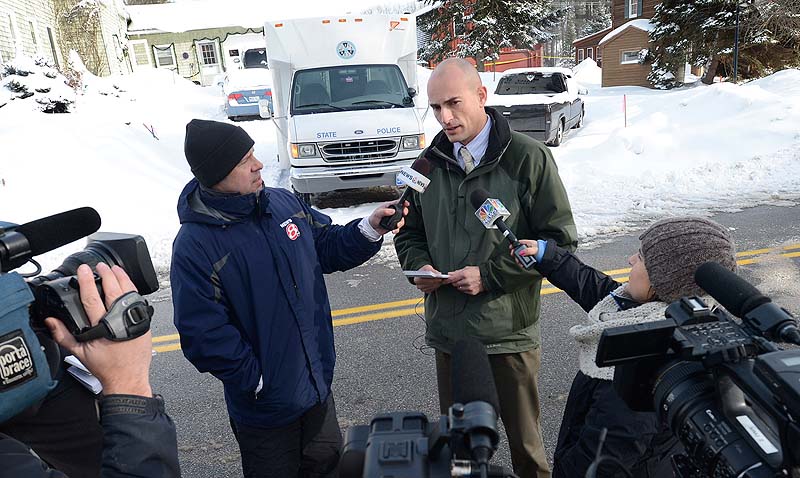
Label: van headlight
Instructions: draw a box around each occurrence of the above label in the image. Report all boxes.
[401,134,425,151]
[291,143,318,158]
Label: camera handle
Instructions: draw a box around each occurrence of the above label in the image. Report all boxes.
[73,291,153,342]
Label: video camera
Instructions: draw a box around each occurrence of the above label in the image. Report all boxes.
[339,338,517,478]
[595,262,800,477]
[0,207,158,422]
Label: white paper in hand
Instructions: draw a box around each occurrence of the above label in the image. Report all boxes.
[64,355,103,394]
[403,270,449,279]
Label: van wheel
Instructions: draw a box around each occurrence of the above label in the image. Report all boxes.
[548,119,565,147]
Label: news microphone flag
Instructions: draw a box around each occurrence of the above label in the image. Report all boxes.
[395,166,431,193]
[474,198,510,230]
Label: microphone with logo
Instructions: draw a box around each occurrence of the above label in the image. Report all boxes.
[378,158,432,231]
[695,262,800,345]
[470,189,535,270]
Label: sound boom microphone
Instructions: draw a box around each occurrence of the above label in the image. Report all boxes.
[695,261,800,346]
[451,338,501,478]
[0,207,102,272]
[378,158,432,231]
[469,189,535,269]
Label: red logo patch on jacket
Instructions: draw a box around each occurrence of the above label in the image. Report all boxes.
[285,223,300,241]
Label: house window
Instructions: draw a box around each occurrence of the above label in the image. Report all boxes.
[200,43,217,65]
[588,47,593,59]
[28,21,38,48]
[621,50,640,64]
[153,45,175,68]
[578,48,585,61]
[628,0,639,18]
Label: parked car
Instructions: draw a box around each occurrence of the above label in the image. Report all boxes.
[222,67,273,121]
[487,67,586,146]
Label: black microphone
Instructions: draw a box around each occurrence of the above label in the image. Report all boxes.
[378,158,432,231]
[469,188,535,269]
[451,338,500,475]
[0,207,102,272]
[695,262,800,345]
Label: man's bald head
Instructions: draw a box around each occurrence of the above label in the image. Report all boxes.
[427,58,489,145]
[430,57,483,89]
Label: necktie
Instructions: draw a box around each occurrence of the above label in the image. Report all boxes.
[461,146,475,174]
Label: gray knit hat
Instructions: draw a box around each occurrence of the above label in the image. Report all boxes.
[639,217,737,303]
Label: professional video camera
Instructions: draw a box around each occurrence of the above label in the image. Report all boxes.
[339,338,518,478]
[0,207,158,422]
[595,262,800,477]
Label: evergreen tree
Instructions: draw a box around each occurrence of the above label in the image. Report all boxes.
[418,0,567,71]
[648,0,800,88]
[578,0,612,37]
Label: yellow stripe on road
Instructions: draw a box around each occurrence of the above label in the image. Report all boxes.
[151,243,800,354]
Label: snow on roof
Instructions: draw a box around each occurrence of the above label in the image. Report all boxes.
[598,19,654,46]
[500,66,574,77]
[126,0,388,34]
[572,27,612,45]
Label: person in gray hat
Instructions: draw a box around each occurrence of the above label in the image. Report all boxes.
[171,119,408,478]
[513,216,737,478]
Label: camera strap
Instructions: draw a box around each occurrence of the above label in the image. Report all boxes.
[0,273,57,423]
[74,291,153,342]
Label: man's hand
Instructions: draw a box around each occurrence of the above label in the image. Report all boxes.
[510,239,539,267]
[44,263,153,397]
[443,266,484,296]
[369,200,410,235]
[414,264,445,294]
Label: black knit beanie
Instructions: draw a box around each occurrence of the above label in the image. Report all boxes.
[184,119,255,188]
[639,217,737,303]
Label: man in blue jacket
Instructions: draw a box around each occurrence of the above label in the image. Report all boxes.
[171,119,406,478]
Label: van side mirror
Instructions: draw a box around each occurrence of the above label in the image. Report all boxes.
[407,87,417,98]
[258,99,273,119]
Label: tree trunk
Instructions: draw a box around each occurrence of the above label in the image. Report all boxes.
[702,56,719,84]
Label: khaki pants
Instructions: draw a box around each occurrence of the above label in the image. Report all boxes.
[436,348,551,478]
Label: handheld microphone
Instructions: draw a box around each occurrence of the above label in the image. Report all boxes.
[0,207,102,272]
[469,189,535,269]
[378,158,432,231]
[695,262,800,345]
[451,338,500,475]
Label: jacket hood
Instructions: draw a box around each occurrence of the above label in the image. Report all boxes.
[177,178,266,226]
[426,106,512,168]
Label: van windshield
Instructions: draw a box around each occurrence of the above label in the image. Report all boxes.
[291,64,413,115]
[495,73,567,95]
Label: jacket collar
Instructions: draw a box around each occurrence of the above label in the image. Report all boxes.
[425,107,512,171]
[177,178,270,226]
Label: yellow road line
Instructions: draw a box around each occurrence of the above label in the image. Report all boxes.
[151,244,799,354]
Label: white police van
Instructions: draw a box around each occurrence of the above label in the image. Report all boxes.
[263,15,426,202]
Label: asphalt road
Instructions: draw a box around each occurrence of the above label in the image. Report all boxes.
[147,202,800,477]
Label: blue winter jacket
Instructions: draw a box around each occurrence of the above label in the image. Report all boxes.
[171,180,382,428]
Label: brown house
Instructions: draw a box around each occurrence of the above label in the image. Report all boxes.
[573,29,609,67]
[599,0,659,87]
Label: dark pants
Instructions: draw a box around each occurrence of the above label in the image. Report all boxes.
[0,374,103,478]
[230,396,342,478]
[436,348,551,478]
[553,371,680,478]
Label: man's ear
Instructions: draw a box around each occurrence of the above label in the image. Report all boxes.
[477,85,488,106]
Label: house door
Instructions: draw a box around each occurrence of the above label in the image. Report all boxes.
[129,39,153,71]
[196,40,221,86]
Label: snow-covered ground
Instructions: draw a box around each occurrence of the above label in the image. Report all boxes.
[1,57,799,274]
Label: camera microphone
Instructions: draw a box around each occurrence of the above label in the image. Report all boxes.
[695,262,800,345]
[1,207,102,272]
[379,158,432,231]
[469,188,535,269]
[451,338,500,476]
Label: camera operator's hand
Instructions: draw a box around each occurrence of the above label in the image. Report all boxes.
[44,263,153,397]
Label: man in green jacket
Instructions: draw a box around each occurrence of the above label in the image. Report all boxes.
[394,58,577,478]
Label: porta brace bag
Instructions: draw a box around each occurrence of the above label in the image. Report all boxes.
[0,272,57,423]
